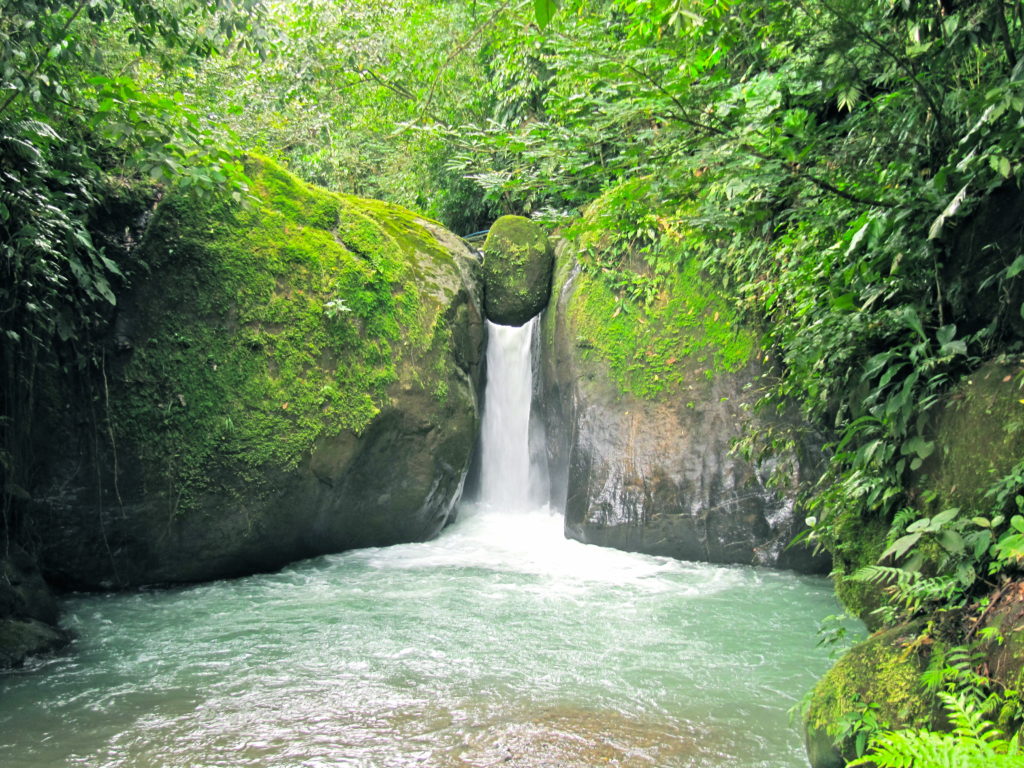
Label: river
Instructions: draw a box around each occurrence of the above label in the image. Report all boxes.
[0,321,847,767]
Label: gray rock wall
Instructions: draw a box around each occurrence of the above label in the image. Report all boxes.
[540,248,826,572]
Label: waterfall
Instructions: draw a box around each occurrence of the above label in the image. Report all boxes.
[476,318,543,511]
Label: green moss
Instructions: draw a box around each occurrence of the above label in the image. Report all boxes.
[113,155,454,512]
[567,259,756,400]
[483,216,546,284]
[806,624,933,754]
[923,363,1024,512]
[481,215,552,325]
[829,510,890,624]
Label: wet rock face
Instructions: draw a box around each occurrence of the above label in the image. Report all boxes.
[30,158,485,589]
[0,546,68,669]
[560,377,813,566]
[481,216,554,326]
[540,251,826,572]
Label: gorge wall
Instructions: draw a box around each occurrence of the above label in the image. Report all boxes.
[538,234,827,573]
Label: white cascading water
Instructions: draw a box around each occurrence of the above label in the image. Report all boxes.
[476,318,538,511]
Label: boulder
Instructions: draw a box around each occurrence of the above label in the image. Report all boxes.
[0,546,67,669]
[481,215,553,326]
[803,624,934,767]
[31,156,484,588]
[540,241,826,571]
[0,619,68,670]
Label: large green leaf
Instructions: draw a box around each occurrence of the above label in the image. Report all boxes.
[534,0,557,28]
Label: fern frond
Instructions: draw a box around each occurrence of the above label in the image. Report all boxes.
[850,564,920,586]
[851,692,1022,768]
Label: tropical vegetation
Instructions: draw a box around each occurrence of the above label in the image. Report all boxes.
[4,0,1024,762]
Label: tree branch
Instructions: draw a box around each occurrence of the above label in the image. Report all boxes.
[994,0,1018,70]
[360,68,416,101]
[0,0,90,120]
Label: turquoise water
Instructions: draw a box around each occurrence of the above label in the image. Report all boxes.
[0,504,844,768]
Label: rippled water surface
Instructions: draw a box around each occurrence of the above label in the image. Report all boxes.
[0,505,843,768]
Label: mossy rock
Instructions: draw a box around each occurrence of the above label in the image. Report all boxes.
[537,190,827,571]
[920,361,1024,513]
[977,580,1024,738]
[33,156,484,588]
[804,624,934,767]
[481,215,553,326]
[829,510,889,628]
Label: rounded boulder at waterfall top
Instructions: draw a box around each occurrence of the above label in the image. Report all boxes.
[481,215,553,326]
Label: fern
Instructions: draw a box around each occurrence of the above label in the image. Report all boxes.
[889,506,920,538]
[850,565,961,618]
[921,643,1004,721]
[848,692,1024,768]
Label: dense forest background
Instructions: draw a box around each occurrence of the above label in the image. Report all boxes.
[4,1,1024,764]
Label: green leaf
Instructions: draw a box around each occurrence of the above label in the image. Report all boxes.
[929,184,969,240]
[907,517,932,533]
[900,306,926,340]
[939,529,964,555]
[881,532,922,561]
[534,0,557,28]
[936,324,956,346]
[92,274,116,305]
[99,254,124,278]
[831,293,856,311]
[932,508,960,527]
[903,552,925,573]
[901,436,935,460]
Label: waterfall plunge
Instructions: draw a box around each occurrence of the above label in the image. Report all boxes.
[475,318,545,512]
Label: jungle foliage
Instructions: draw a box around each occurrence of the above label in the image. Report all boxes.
[449,0,1024,757]
[0,0,265,541]
[5,0,1024,759]
[449,0,1024,613]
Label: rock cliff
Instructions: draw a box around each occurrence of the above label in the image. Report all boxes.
[540,240,825,571]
